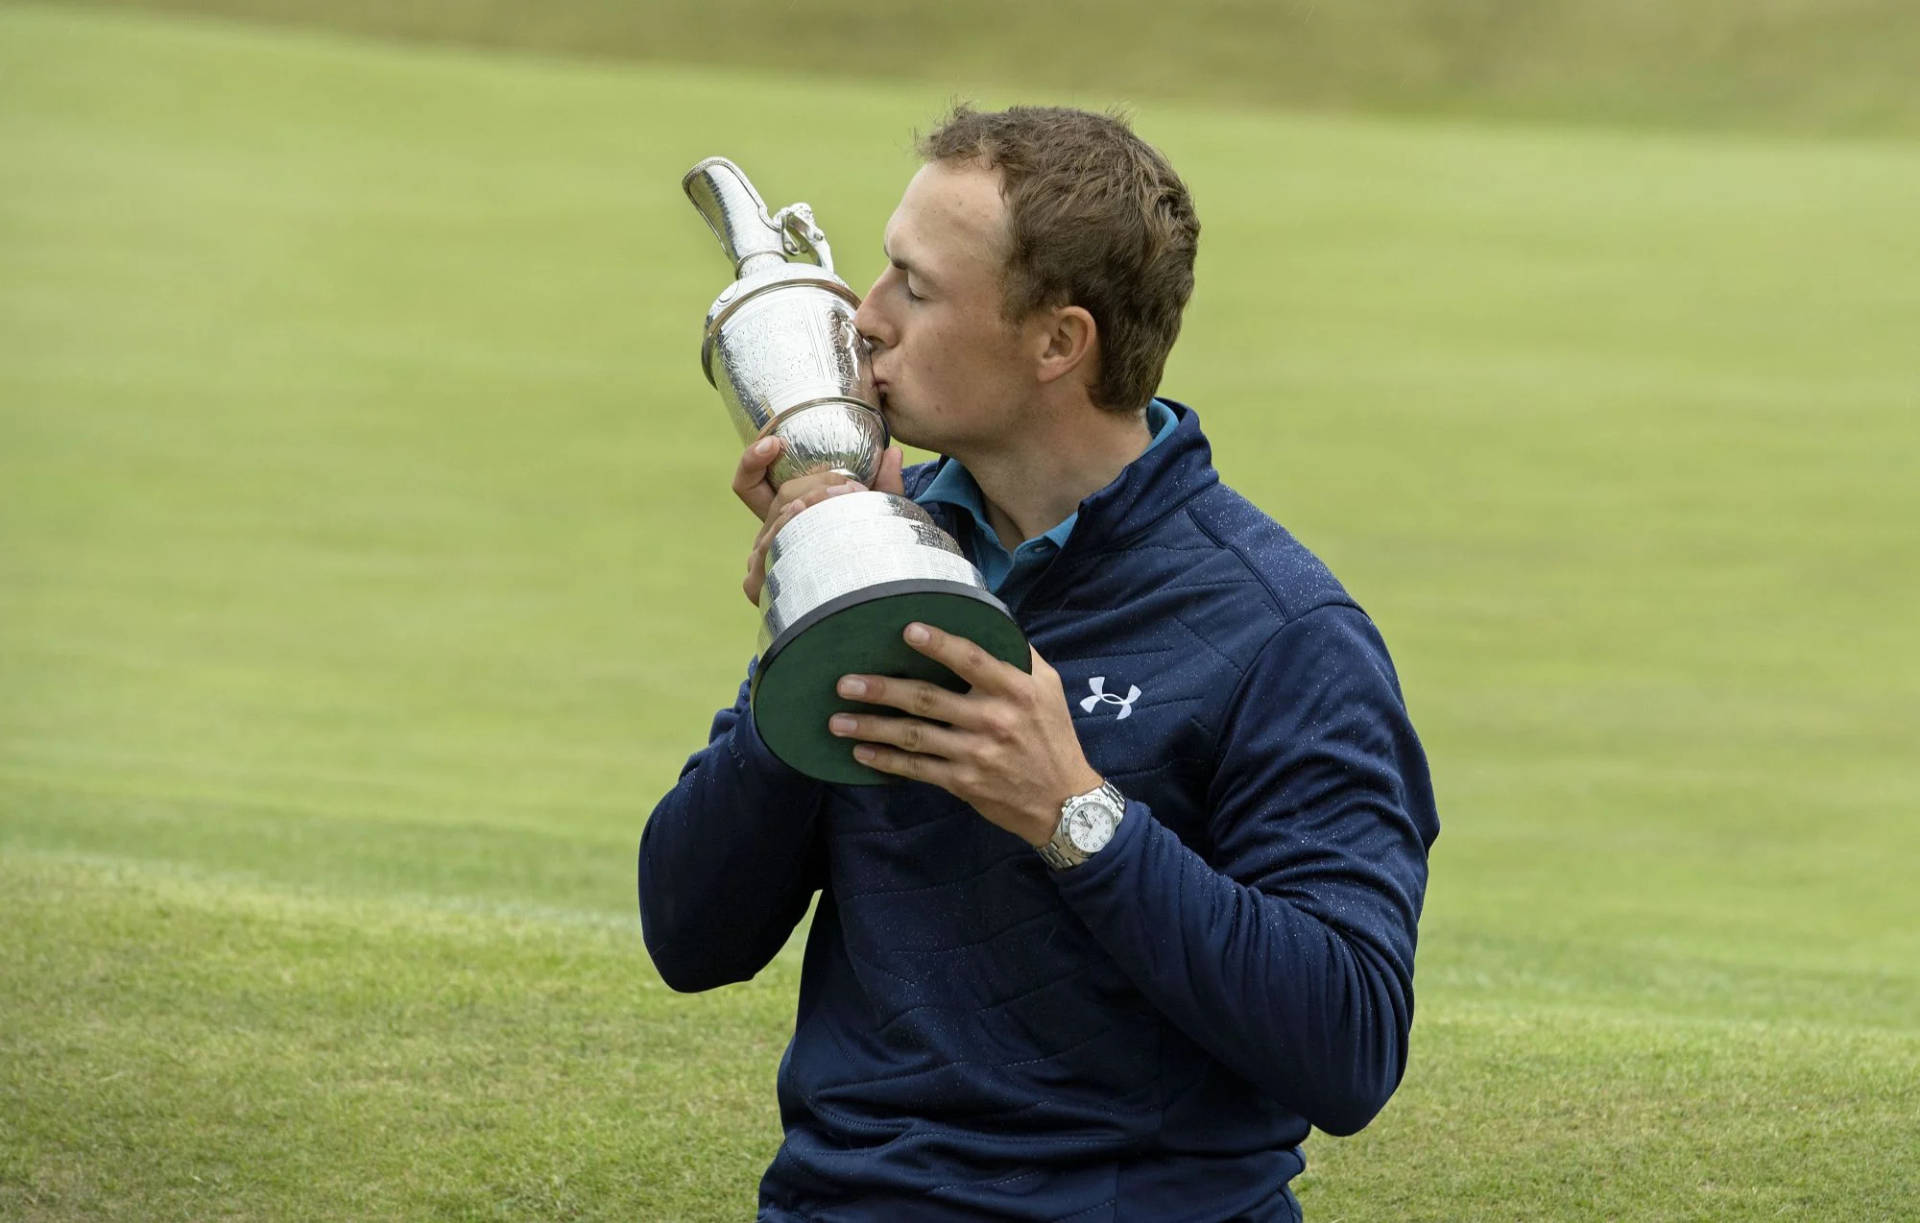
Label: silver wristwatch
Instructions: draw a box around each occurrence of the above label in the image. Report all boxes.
[1037,781,1127,870]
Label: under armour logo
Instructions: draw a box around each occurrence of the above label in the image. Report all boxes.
[1080,676,1141,720]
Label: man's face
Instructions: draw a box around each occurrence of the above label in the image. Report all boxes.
[853,161,1037,458]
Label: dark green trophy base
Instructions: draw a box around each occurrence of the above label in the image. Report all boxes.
[751,578,1031,785]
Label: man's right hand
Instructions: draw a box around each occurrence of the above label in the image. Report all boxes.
[737,438,904,606]
[733,437,906,522]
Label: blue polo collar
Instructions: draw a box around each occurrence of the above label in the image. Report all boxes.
[918,398,1179,598]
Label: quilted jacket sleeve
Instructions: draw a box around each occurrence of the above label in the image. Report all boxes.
[1052,603,1439,1135]
[638,668,830,992]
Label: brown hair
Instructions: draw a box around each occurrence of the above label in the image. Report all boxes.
[918,105,1200,414]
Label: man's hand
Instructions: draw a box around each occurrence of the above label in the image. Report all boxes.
[826,623,1104,847]
[743,481,860,605]
[732,436,904,522]
[737,438,905,606]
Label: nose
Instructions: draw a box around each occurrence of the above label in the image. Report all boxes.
[853,273,891,353]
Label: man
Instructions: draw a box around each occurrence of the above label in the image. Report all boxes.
[641,106,1438,1222]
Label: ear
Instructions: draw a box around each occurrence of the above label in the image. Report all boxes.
[1033,305,1097,387]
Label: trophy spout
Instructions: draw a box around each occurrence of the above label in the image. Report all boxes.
[683,157,789,277]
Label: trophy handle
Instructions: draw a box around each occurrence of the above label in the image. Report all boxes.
[774,203,835,276]
[683,157,789,277]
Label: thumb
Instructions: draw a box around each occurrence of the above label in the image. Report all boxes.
[732,435,785,520]
[875,446,906,497]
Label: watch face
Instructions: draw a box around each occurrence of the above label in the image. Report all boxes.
[1066,803,1117,854]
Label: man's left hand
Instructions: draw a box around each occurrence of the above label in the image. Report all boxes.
[828,623,1104,848]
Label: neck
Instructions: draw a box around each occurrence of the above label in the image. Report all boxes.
[960,400,1154,548]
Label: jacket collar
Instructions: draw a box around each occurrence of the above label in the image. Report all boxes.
[908,398,1218,557]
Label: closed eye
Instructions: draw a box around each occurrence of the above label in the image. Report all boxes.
[891,262,925,302]
[884,246,928,302]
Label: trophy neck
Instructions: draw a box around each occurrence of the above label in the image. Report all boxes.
[684,157,788,279]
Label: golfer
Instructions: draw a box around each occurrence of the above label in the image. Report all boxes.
[641,104,1439,1222]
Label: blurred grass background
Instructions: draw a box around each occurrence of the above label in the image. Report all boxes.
[47,0,1920,137]
[4,1,1918,1220]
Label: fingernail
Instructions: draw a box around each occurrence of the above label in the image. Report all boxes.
[905,623,930,645]
[838,677,867,698]
[829,714,857,735]
[853,745,877,762]
[827,483,857,496]
[754,438,778,455]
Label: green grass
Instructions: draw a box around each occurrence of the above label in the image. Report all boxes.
[46,0,1920,138]
[3,5,1918,1219]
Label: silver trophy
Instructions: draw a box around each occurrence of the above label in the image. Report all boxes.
[685,157,1028,784]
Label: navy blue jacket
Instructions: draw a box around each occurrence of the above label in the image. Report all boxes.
[640,403,1439,1221]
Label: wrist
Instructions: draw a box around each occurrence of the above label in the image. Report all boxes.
[1027,766,1106,847]
[1035,778,1126,870]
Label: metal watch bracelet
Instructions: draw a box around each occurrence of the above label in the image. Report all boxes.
[1037,781,1126,870]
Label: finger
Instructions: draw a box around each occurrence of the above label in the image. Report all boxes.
[744,498,805,604]
[782,480,864,522]
[900,622,1021,693]
[1026,646,1064,690]
[764,466,864,526]
[743,531,772,605]
[744,484,863,604]
[873,447,905,497]
[762,481,860,549]
[752,493,802,552]
[835,673,975,727]
[847,740,959,789]
[828,711,967,760]
[732,437,785,520]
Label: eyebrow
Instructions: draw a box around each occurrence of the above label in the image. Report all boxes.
[883,243,935,288]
